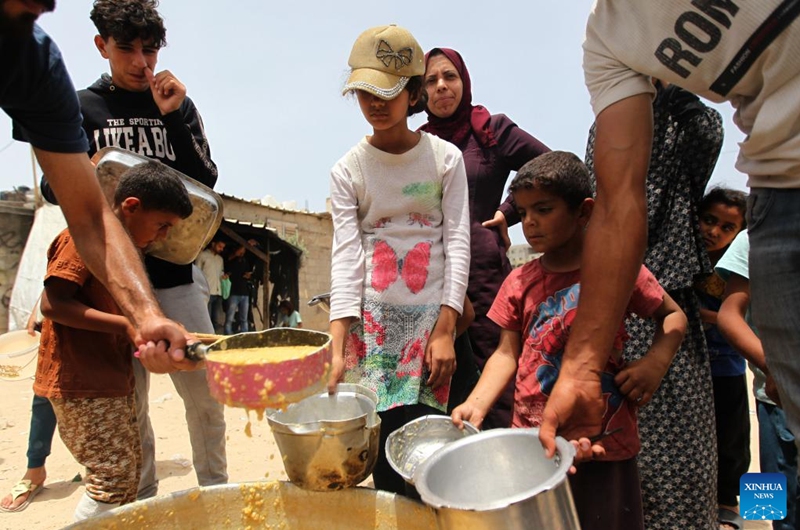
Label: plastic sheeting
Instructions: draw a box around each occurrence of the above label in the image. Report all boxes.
[8,204,66,331]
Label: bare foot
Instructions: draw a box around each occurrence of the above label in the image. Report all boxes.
[0,467,46,510]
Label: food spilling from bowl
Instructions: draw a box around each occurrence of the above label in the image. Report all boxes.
[267,384,380,491]
[185,328,332,411]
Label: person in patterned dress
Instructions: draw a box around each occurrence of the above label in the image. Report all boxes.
[585,81,725,529]
[327,25,470,496]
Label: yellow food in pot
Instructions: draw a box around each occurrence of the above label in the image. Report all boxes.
[206,345,318,365]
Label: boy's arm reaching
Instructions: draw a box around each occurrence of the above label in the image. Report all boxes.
[717,274,766,372]
[451,328,521,429]
[41,278,135,343]
[614,292,687,406]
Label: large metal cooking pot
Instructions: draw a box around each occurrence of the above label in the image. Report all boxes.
[267,384,380,491]
[186,328,332,410]
[414,428,580,530]
[93,146,223,265]
[62,481,436,529]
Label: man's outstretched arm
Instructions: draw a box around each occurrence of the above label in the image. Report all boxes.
[540,93,653,455]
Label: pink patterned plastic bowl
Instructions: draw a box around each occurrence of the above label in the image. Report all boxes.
[202,328,331,410]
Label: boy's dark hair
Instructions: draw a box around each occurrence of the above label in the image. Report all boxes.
[509,151,593,208]
[406,76,428,117]
[90,0,167,48]
[279,299,294,313]
[700,186,748,229]
[114,162,193,219]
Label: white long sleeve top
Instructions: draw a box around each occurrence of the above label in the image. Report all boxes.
[329,132,470,321]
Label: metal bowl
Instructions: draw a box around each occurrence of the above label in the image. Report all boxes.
[413,428,579,530]
[93,146,223,265]
[62,481,436,529]
[386,415,478,484]
[267,384,381,491]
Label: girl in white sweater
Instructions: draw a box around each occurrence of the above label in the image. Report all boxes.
[327,24,470,495]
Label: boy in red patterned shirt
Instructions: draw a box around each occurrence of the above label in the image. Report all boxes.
[451,151,687,530]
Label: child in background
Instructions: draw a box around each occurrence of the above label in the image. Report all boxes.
[451,151,687,530]
[34,162,192,521]
[693,187,748,529]
[327,25,470,495]
[716,231,799,530]
[276,300,303,328]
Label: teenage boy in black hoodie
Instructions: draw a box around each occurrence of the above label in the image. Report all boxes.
[39,0,227,501]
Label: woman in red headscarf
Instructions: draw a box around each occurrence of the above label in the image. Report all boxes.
[420,48,550,428]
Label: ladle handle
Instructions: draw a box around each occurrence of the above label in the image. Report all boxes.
[184,342,209,362]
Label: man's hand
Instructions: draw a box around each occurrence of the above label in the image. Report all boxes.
[482,210,511,250]
[145,67,186,115]
[569,436,607,471]
[539,367,604,458]
[135,316,198,373]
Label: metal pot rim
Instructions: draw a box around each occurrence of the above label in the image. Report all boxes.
[266,383,379,434]
[413,427,576,512]
[385,414,479,483]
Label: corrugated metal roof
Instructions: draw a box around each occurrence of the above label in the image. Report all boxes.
[219,193,330,219]
[222,217,278,232]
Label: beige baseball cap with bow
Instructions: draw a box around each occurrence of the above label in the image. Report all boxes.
[343,24,424,100]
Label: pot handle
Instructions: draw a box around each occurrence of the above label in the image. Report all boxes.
[184,342,209,362]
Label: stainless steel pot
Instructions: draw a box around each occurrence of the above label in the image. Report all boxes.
[93,146,223,265]
[267,384,381,491]
[62,481,437,529]
[413,428,580,530]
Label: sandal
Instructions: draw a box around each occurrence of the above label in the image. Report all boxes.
[0,480,41,513]
[718,507,744,530]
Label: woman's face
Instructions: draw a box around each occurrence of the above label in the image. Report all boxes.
[425,54,463,119]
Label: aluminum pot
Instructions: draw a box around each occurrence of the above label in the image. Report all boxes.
[186,328,331,410]
[267,384,380,491]
[386,415,479,484]
[61,481,436,529]
[93,146,223,265]
[414,428,580,530]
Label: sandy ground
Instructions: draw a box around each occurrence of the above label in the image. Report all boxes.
[0,370,773,530]
[0,372,299,530]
